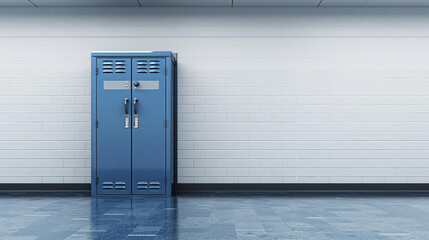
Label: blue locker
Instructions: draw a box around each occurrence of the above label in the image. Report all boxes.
[91,52,177,196]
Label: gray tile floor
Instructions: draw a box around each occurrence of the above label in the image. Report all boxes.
[1,192,429,240]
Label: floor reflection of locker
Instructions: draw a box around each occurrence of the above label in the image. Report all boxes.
[91,52,177,196]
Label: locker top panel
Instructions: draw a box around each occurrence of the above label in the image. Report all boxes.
[92,51,177,63]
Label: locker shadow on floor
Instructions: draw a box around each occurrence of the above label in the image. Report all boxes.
[2,192,429,240]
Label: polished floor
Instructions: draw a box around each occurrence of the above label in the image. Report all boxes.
[1,192,429,240]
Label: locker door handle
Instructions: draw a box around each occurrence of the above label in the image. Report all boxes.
[124,98,129,114]
[134,98,138,114]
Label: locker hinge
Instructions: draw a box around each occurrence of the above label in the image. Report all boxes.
[96,120,98,128]
[164,120,167,128]
[96,177,99,185]
[96,67,98,75]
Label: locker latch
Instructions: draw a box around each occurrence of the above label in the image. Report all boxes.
[124,98,130,128]
[124,115,130,128]
[134,115,139,128]
[133,98,139,129]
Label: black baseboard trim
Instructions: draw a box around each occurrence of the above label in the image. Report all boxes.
[177,184,429,192]
[1,183,428,193]
[0,184,91,192]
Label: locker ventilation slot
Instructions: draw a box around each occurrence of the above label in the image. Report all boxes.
[149,60,160,73]
[102,60,126,73]
[149,182,160,190]
[137,60,148,73]
[115,60,126,73]
[137,60,160,74]
[102,61,113,73]
[137,182,148,190]
[115,182,126,190]
[102,182,113,190]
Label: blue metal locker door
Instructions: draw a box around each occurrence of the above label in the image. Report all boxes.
[96,58,132,195]
[131,58,166,194]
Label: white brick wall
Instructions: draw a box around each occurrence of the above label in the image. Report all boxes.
[0,7,428,184]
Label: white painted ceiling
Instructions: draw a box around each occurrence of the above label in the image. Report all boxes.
[1,0,429,7]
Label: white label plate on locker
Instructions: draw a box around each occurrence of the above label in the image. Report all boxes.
[134,81,159,90]
[104,81,131,90]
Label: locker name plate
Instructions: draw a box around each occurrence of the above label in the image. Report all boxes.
[104,81,131,90]
[134,81,159,90]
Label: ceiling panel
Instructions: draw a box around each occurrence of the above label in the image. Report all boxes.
[365,0,429,7]
[139,0,232,7]
[320,0,429,7]
[0,0,35,6]
[234,0,321,7]
[319,0,367,7]
[30,0,140,7]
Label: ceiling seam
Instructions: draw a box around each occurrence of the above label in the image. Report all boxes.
[136,0,142,7]
[28,0,37,7]
[317,0,323,7]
